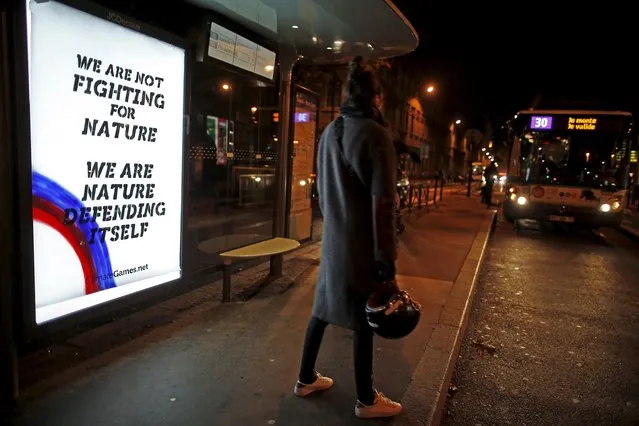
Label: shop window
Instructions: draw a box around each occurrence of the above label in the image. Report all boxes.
[187,62,279,271]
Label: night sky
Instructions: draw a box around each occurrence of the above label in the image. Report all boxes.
[392,1,638,129]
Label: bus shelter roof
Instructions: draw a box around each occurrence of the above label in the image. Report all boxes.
[186,0,419,62]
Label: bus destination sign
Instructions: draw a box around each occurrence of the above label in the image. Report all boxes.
[567,117,597,130]
[517,113,629,135]
[530,115,553,130]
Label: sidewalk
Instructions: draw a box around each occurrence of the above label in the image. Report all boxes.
[401,185,459,212]
[13,194,495,426]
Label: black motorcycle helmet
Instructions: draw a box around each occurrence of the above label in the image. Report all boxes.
[365,289,421,339]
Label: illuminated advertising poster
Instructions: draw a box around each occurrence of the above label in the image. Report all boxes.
[26,0,186,324]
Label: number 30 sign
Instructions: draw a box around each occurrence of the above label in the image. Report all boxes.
[530,115,553,130]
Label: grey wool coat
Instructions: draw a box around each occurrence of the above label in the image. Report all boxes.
[311,111,398,331]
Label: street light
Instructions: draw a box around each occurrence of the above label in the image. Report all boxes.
[455,119,462,125]
[221,83,231,91]
[426,85,435,94]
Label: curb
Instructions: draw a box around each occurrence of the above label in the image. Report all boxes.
[392,209,498,426]
[619,224,639,241]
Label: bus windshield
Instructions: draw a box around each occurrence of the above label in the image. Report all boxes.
[512,132,631,189]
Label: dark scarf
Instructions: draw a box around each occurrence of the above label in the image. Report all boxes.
[339,100,387,127]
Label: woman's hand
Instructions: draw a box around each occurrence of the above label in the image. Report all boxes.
[376,279,400,297]
[384,279,400,294]
[368,279,401,308]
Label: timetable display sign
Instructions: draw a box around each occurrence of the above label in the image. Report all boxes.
[208,22,276,80]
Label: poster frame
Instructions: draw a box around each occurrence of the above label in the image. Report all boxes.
[13,0,191,341]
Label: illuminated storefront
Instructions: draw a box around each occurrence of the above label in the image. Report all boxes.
[0,0,417,412]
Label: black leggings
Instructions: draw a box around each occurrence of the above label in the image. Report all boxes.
[484,183,494,206]
[298,316,375,405]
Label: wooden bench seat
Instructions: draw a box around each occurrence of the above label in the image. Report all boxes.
[218,237,300,302]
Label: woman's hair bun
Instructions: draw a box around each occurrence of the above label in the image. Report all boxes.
[348,56,364,75]
[343,56,380,106]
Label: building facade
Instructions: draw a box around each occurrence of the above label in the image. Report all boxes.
[295,57,433,178]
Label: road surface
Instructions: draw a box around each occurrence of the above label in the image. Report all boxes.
[443,218,639,426]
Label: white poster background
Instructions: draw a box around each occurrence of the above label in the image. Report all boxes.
[27,0,185,324]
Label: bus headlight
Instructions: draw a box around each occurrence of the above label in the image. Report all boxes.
[599,197,623,213]
[507,185,522,202]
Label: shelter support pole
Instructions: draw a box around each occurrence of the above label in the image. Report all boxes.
[270,45,299,277]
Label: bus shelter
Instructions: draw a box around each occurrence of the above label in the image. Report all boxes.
[0,0,418,416]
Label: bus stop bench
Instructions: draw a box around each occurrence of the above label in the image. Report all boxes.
[219,237,300,302]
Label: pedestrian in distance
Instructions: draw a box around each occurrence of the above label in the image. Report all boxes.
[293,56,402,419]
[483,161,498,208]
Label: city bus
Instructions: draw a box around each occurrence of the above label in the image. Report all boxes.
[471,162,484,181]
[503,109,635,229]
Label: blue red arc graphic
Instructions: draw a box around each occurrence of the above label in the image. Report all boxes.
[32,170,116,294]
